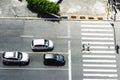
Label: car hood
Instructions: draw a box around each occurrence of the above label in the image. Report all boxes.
[21,53,29,61]
[49,40,54,48]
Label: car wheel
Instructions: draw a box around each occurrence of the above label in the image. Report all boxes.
[44,61,48,65]
[21,62,26,65]
[3,62,9,65]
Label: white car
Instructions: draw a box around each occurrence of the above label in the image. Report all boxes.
[31,39,54,51]
[2,52,30,65]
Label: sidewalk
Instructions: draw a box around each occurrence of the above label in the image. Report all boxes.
[0,0,108,19]
[0,0,37,17]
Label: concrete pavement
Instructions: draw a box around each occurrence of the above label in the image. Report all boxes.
[0,0,108,19]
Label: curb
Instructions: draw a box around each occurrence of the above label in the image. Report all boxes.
[61,15,107,20]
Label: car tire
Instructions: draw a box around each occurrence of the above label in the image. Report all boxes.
[44,61,48,65]
[3,62,9,65]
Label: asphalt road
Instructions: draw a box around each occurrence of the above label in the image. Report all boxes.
[0,19,118,80]
[114,21,120,80]
[0,19,83,80]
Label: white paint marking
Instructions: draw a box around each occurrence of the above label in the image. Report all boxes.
[81,25,111,28]
[0,9,1,14]
[88,51,115,54]
[83,79,118,80]
[20,35,34,38]
[83,69,117,72]
[68,41,72,80]
[83,73,118,77]
[0,68,68,70]
[90,46,114,49]
[81,21,110,24]
[67,22,71,37]
[82,55,116,58]
[83,59,116,63]
[83,64,116,67]
[81,33,113,36]
[82,37,114,40]
[82,41,114,45]
[81,29,113,32]
[57,36,72,38]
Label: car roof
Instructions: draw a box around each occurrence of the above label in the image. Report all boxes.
[33,39,45,46]
[4,52,18,59]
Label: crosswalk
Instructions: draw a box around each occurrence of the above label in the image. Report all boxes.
[81,21,118,80]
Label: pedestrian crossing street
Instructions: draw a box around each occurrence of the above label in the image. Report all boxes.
[81,21,118,80]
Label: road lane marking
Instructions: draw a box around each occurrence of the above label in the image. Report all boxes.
[83,69,117,72]
[83,73,118,77]
[68,41,72,80]
[82,41,114,45]
[81,25,111,28]
[81,33,113,36]
[67,22,71,38]
[82,55,116,58]
[0,67,68,70]
[20,35,34,38]
[0,51,68,55]
[83,64,117,67]
[81,29,113,32]
[81,37,114,40]
[81,21,110,24]
[57,36,72,38]
[83,79,118,80]
[83,59,116,63]
[89,46,114,49]
[26,52,68,54]
[85,51,115,54]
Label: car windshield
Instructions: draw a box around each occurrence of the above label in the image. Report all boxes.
[45,40,49,46]
[55,54,60,61]
[17,52,22,60]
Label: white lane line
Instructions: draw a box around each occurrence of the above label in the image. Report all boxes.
[82,41,114,45]
[0,52,68,54]
[83,69,117,72]
[81,29,113,32]
[87,51,115,54]
[83,73,118,77]
[81,37,114,40]
[20,35,34,38]
[0,68,68,70]
[83,79,118,80]
[82,55,116,58]
[57,36,72,38]
[83,59,116,63]
[67,22,71,38]
[83,64,117,67]
[81,25,111,28]
[81,33,113,36]
[81,21,110,24]
[68,41,72,80]
[90,46,114,49]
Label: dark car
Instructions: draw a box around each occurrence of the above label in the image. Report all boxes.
[2,51,30,65]
[43,54,65,66]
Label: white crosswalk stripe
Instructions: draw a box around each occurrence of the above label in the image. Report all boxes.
[81,21,118,80]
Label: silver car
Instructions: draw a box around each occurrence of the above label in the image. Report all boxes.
[2,51,30,65]
[31,39,54,51]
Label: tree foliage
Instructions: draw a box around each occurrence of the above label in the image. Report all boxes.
[26,0,60,14]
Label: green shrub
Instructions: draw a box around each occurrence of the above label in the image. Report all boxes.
[26,0,60,14]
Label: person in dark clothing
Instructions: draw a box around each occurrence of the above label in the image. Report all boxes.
[115,45,119,54]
